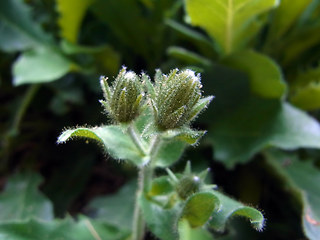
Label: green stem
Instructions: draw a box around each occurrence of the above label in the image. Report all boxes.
[127,124,146,156]
[1,84,40,173]
[11,84,40,136]
[131,134,162,240]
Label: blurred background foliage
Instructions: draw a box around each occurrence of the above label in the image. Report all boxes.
[1,0,320,239]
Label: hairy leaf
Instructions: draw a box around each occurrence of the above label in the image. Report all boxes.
[185,0,278,54]
[181,192,220,228]
[140,195,180,240]
[178,219,213,240]
[209,191,265,231]
[154,139,186,167]
[58,125,148,166]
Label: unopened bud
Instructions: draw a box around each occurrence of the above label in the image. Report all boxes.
[100,67,144,123]
[176,175,201,200]
[151,69,213,131]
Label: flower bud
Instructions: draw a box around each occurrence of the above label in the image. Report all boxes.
[176,175,201,200]
[100,67,144,123]
[166,161,213,200]
[151,69,213,131]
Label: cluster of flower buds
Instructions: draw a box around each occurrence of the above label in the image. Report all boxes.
[99,67,213,129]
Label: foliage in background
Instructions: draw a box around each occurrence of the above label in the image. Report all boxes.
[1,0,320,239]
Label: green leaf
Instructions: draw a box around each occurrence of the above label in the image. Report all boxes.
[0,0,52,52]
[154,138,187,167]
[57,125,149,166]
[13,47,71,85]
[264,150,320,240]
[223,50,287,99]
[60,40,121,75]
[167,46,212,67]
[184,0,278,54]
[0,217,129,240]
[181,192,220,228]
[163,128,206,145]
[281,25,320,66]
[165,19,213,48]
[267,0,313,41]
[290,81,320,111]
[91,0,154,60]
[88,181,136,230]
[178,219,213,240]
[140,195,180,240]
[290,66,320,110]
[209,191,265,231]
[0,172,53,222]
[209,97,320,168]
[149,176,173,196]
[57,0,94,43]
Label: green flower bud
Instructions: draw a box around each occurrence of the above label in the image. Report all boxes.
[100,67,144,123]
[151,69,213,131]
[176,175,201,200]
[166,161,214,200]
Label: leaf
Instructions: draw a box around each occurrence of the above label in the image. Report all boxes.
[267,0,313,41]
[281,25,320,66]
[163,128,206,145]
[209,97,320,168]
[290,66,320,110]
[57,0,94,43]
[0,172,53,222]
[184,0,278,54]
[60,40,121,74]
[181,192,220,228]
[223,50,287,99]
[0,20,35,52]
[264,150,320,240]
[91,0,153,60]
[13,47,72,85]
[165,19,213,48]
[0,0,52,52]
[142,113,206,167]
[0,217,129,240]
[178,219,214,240]
[154,138,187,167]
[290,81,320,111]
[57,125,149,166]
[149,176,173,196]
[88,181,136,230]
[167,46,212,67]
[209,191,265,231]
[140,195,180,240]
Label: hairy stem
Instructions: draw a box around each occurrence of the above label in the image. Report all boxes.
[127,124,146,156]
[131,134,162,240]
